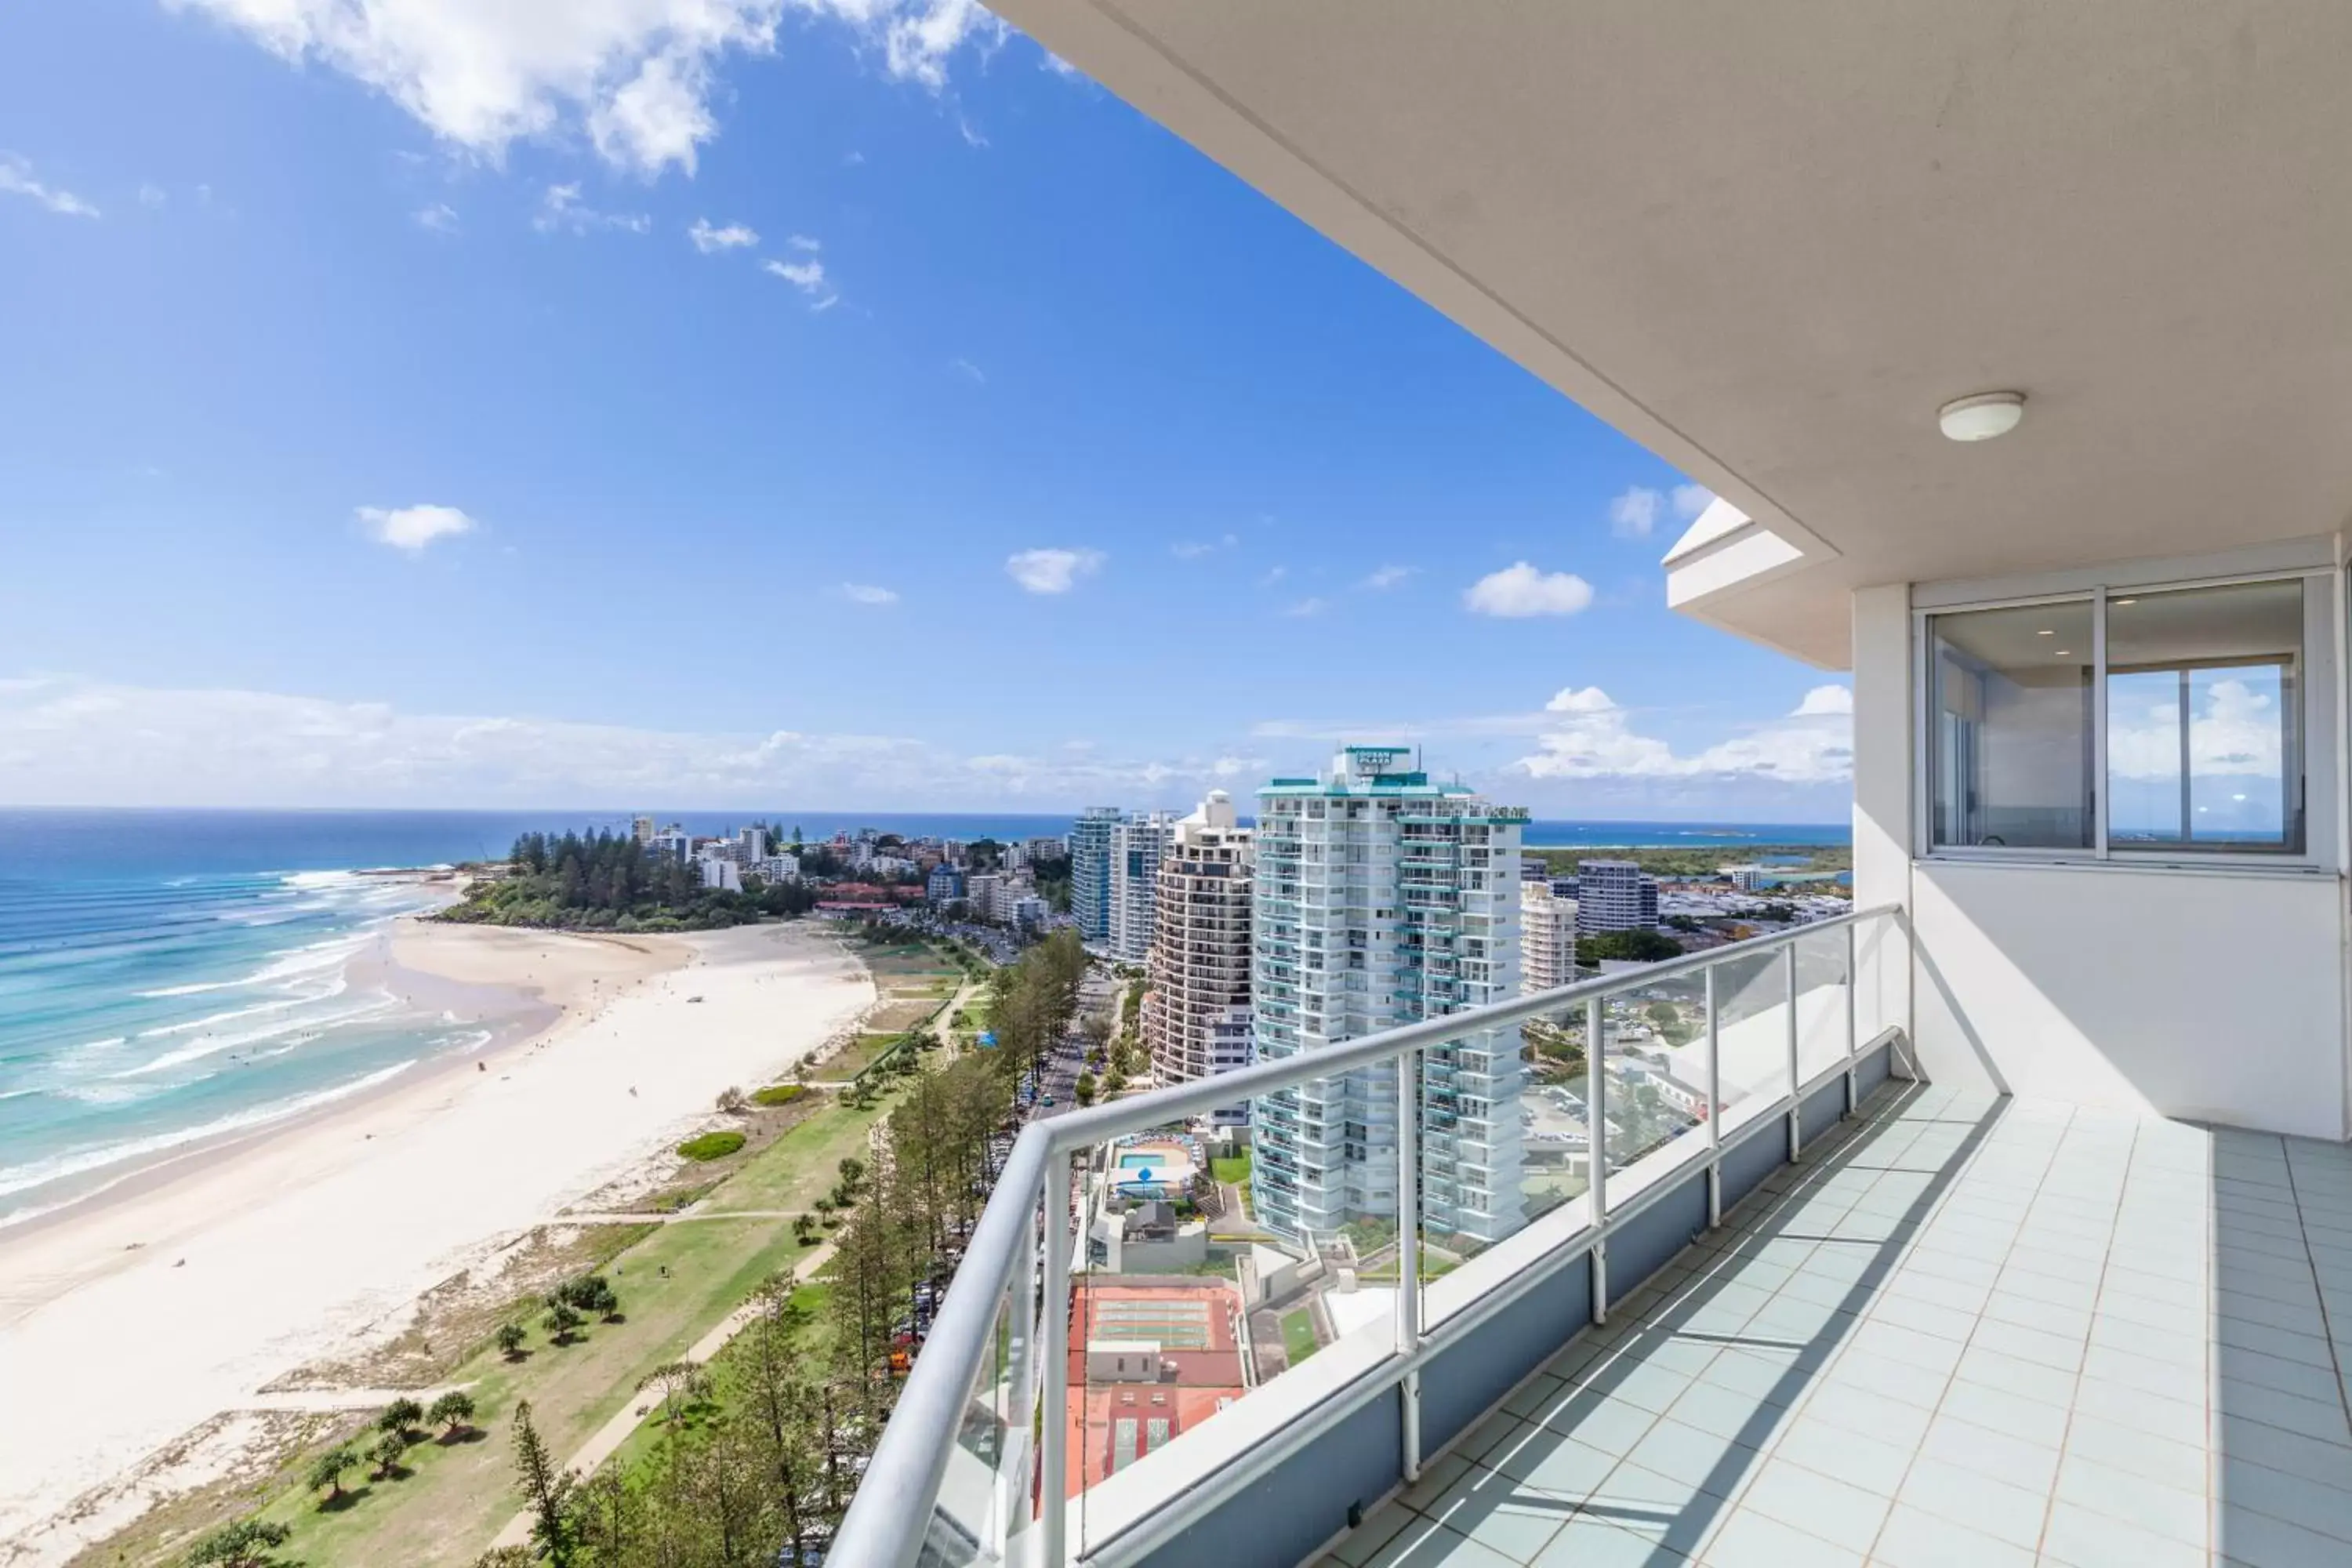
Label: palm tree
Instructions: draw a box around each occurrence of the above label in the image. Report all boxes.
[370,1429,407,1482]
[495,1323,528,1359]
[306,1444,356,1504]
[426,1390,476,1440]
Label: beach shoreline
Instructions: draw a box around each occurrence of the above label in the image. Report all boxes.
[0,912,875,1566]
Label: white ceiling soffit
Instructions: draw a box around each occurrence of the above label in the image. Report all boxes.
[1003,1,2352,668]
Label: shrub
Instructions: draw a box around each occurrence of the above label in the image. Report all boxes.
[495,1323,528,1359]
[751,1083,804,1107]
[716,1085,749,1115]
[677,1130,747,1161]
[184,1519,292,1566]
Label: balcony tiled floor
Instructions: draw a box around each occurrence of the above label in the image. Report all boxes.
[1322,1083,2352,1568]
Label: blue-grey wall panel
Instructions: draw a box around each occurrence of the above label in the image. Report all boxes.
[1132,1385,1404,1568]
[1605,1174,1708,1308]
[1417,1251,1593,1454]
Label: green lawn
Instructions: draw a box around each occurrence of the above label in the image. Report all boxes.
[1210,1152,1252,1185]
[815,1032,903,1080]
[696,1094,894,1215]
[1280,1308,1319,1366]
[246,1212,808,1566]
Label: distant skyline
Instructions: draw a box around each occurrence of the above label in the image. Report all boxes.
[0,2,1852,822]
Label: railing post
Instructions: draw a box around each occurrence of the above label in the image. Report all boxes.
[1040,1146,1073,1566]
[1587,994,1607,1324]
[1784,944,1802,1162]
[1396,1047,1421,1482]
[1843,920,1860,1118]
[1704,964,1722,1229]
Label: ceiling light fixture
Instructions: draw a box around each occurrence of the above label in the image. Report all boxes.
[2038,629,2055,637]
[2054,650,2073,657]
[2114,597,2138,606]
[1938,390,2026,442]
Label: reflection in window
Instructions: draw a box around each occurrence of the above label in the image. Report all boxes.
[2107,580,2303,852]
[1928,601,2096,850]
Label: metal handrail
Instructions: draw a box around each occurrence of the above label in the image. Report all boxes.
[833,902,1897,1568]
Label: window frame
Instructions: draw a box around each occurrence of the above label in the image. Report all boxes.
[1914,567,2333,872]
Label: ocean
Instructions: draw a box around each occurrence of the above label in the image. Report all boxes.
[0,807,1846,1225]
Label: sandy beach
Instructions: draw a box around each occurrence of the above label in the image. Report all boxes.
[0,915,873,1564]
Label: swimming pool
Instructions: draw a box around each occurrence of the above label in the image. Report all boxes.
[1117,1153,1165,1171]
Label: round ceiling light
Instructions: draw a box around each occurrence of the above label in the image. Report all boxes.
[1938,391,2026,442]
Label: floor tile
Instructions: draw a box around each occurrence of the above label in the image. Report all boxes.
[1865,1501,2035,1568]
[2052,1451,2207,1548]
[1697,1508,1865,1567]
[1730,1456,1891,1553]
[1893,1454,2050,1549]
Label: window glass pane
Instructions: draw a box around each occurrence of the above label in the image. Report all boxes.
[2106,579,2303,852]
[1928,600,2095,849]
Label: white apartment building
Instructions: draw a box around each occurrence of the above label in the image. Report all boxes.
[1108,811,1177,964]
[738,826,768,862]
[698,856,741,892]
[752,854,800,884]
[1253,748,1526,1247]
[1519,880,1578,993]
[631,815,655,845]
[1574,860,1659,934]
[1143,792,1254,1115]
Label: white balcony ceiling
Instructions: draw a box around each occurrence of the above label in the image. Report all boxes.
[997,1,2352,665]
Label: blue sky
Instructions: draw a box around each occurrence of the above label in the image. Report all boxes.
[0,1,1852,821]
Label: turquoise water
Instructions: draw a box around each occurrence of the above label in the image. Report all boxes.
[0,808,1850,1226]
[0,862,468,1223]
[1118,1154,1160,1171]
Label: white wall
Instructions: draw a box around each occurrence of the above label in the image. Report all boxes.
[1853,580,2352,1142]
[1852,586,1916,1066]
[1911,862,2347,1140]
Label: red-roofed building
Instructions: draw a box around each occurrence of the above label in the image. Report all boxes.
[1062,1276,1249,1494]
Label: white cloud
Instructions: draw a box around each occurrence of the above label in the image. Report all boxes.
[1284,597,1330,618]
[1040,49,1083,80]
[414,201,459,232]
[1606,483,1714,540]
[1258,565,1288,589]
[1516,686,1853,785]
[1005,547,1104,594]
[170,1,1014,180]
[688,216,757,252]
[1361,564,1415,590]
[357,503,475,553]
[1463,561,1595,619]
[137,182,169,209]
[950,356,985,384]
[786,233,821,251]
[1791,684,1852,717]
[1171,533,1239,561]
[0,154,100,218]
[2109,677,2283,781]
[1608,487,1662,539]
[836,582,899,606]
[885,0,1005,91]
[0,674,1263,809]
[764,255,836,310]
[533,182,648,235]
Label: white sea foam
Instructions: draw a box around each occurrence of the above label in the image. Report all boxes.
[70,1036,128,1054]
[118,995,398,1078]
[0,1060,417,1209]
